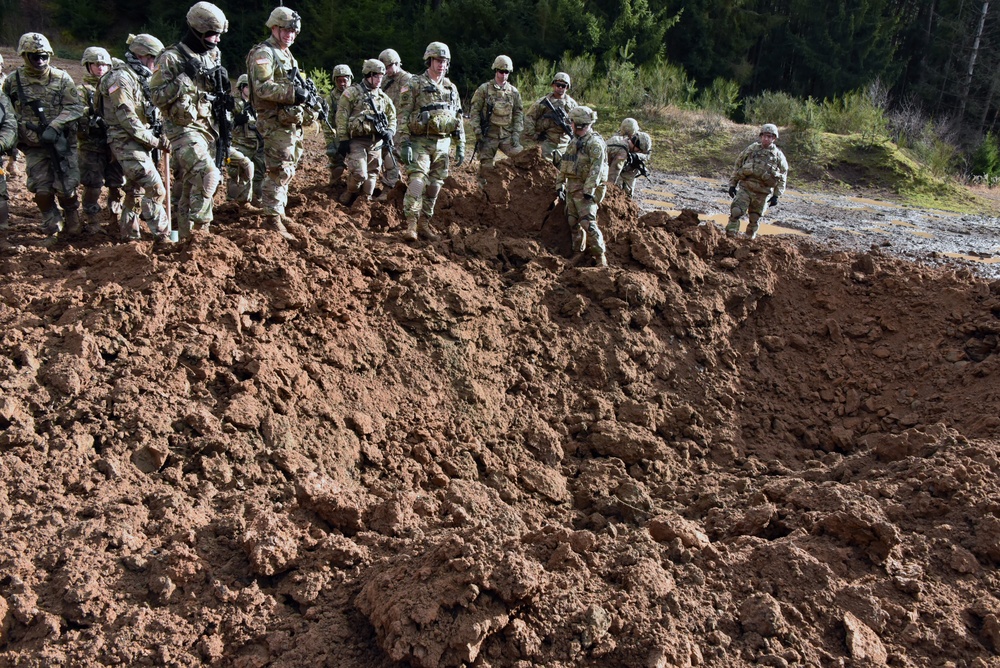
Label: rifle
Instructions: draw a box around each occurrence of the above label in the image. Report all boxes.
[148,102,164,165]
[364,93,397,171]
[625,151,649,179]
[207,66,235,170]
[290,67,333,134]
[14,72,69,181]
[85,89,108,141]
[539,96,573,138]
[473,97,494,160]
[234,101,265,146]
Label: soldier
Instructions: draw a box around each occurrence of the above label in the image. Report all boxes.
[336,58,396,205]
[606,117,651,199]
[396,41,464,242]
[149,1,228,240]
[378,48,410,192]
[469,55,523,189]
[3,32,85,245]
[524,72,577,161]
[78,46,125,235]
[230,73,264,207]
[726,123,788,240]
[555,106,608,267]
[0,88,17,230]
[322,64,353,187]
[247,6,314,241]
[101,34,172,242]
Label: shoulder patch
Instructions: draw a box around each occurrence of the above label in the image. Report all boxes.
[108,84,119,95]
[400,86,409,94]
[255,58,270,65]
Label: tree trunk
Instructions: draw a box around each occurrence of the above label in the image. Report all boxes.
[957,0,990,126]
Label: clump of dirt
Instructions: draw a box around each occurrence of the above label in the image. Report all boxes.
[2,126,1000,668]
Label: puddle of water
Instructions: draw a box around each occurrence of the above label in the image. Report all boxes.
[644,188,676,198]
[832,227,864,235]
[943,252,1000,264]
[888,220,917,228]
[695,212,806,237]
[644,199,676,209]
[865,224,934,239]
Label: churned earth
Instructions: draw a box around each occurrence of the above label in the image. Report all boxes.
[2,94,1000,667]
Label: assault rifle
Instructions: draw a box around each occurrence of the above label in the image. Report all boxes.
[539,96,573,138]
[234,101,265,146]
[85,90,108,141]
[625,151,649,179]
[364,93,397,170]
[207,66,235,169]
[290,67,333,133]
[149,103,164,165]
[14,72,69,180]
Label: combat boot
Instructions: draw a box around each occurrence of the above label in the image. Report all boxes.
[63,208,84,237]
[339,189,358,206]
[401,218,418,242]
[745,222,760,240]
[417,219,440,242]
[266,214,296,242]
[0,200,9,230]
[595,253,608,267]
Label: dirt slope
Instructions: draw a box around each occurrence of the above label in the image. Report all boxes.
[2,126,1000,668]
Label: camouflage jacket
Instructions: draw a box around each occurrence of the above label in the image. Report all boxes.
[396,71,463,143]
[336,81,396,143]
[729,141,788,195]
[247,36,313,126]
[381,69,411,110]
[77,74,108,151]
[524,93,577,144]
[0,90,17,154]
[2,66,84,148]
[469,80,523,140]
[101,60,159,150]
[607,131,652,161]
[232,97,261,149]
[558,129,608,196]
[149,42,222,141]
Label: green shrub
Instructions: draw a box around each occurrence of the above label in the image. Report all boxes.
[788,97,823,161]
[697,78,740,116]
[818,89,886,143]
[514,59,558,102]
[971,132,1000,177]
[743,90,802,126]
[308,68,332,97]
[637,57,697,109]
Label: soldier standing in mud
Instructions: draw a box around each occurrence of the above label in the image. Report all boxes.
[78,46,125,235]
[379,49,410,194]
[607,117,652,199]
[229,74,264,208]
[396,41,465,242]
[247,6,317,242]
[149,1,228,240]
[524,72,577,161]
[469,55,523,189]
[101,34,172,242]
[727,123,788,240]
[3,32,85,246]
[323,64,353,187]
[0,86,17,231]
[336,58,396,206]
[556,106,609,268]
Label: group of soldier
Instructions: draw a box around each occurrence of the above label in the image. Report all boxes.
[0,2,787,261]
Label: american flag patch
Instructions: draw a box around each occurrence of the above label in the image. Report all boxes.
[255,58,269,65]
[108,84,119,94]
[400,86,408,93]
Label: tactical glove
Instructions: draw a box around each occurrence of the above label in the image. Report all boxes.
[401,141,413,165]
[728,185,737,198]
[41,126,60,144]
[768,194,779,207]
[157,135,171,152]
[381,129,395,146]
[455,142,466,167]
[233,111,250,127]
[293,87,308,105]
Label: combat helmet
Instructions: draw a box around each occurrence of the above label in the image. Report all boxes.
[187,2,229,35]
[333,64,353,80]
[619,118,639,136]
[237,73,249,89]
[81,46,112,67]
[492,55,512,72]
[266,6,301,31]
[17,32,54,56]
[552,72,571,88]
[378,48,401,67]
[127,34,165,58]
[759,123,779,138]
[362,59,386,76]
[569,106,597,126]
[423,41,451,61]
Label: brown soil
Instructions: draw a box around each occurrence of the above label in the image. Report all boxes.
[3,55,1000,668]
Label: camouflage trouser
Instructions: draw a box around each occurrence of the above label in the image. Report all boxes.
[24,144,81,231]
[109,140,168,240]
[476,134,523,185]
[345,137,382,197]
[257,116,304,218]
[565,180,607,256]
[230,139,264,205]
[727,185,771,235]
[0,176,7,202]
[226,144,255,205]
[403,136,450,223]
[536,132,570,162]
[168,129,220,238]
[382,143,402,188]
[79,145,125,219]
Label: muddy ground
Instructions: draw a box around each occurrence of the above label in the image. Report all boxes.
[3,99,1000,667]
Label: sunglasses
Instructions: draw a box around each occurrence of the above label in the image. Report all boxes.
[553,82,567,88]
[496,69,511,74]
[29,53,50,61]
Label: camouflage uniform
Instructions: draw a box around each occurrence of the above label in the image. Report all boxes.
[524,91,577,160]
[149,4,227,239]
[336,65,396,203]
[229,90,263,205]
[0,91,18,229]
[247,35,308,226]
[607,123,651,199]
[323,65,352,185]
[557,107,608,265]
[397,43,464,240]
[726,126,788,238]
[101,56,170,241]
[78,60,125,232]
[3,34,84,239]
[469,69,523,187]
[379,51,410,189]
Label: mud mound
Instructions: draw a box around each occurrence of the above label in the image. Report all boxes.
[2,132,1000,668]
